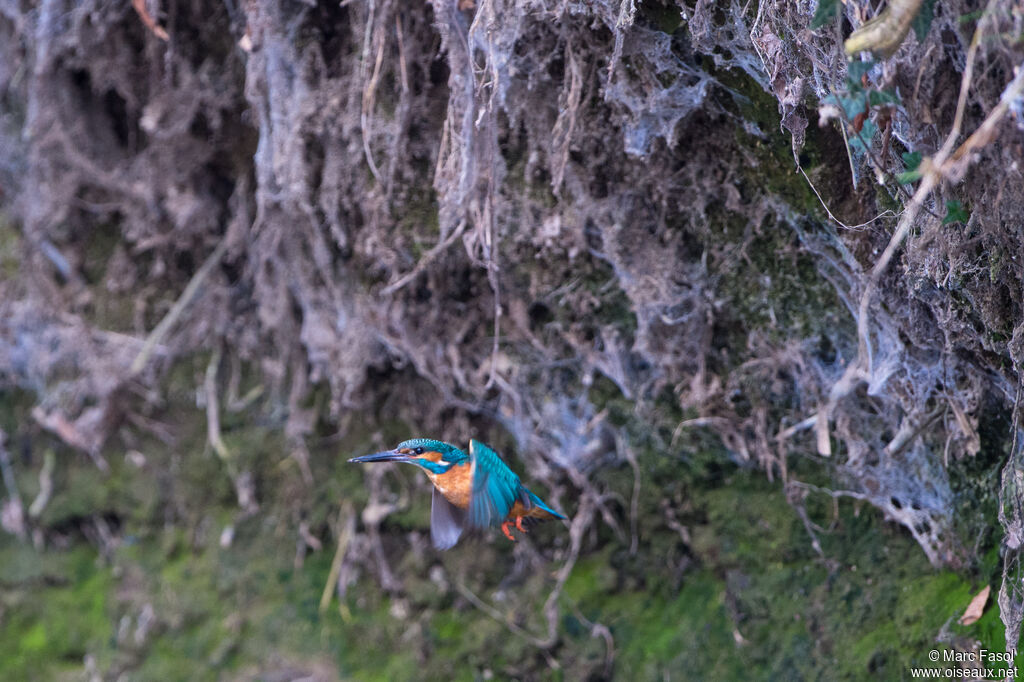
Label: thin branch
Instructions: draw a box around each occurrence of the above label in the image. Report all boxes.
[455,580,553,649]
[320,504,355,614]
[796,163,897,230]
[360,0,385,184]
[381,220,467,295]
[130,238,228,375]
[131,0,169,41]
[28,449,55,519]
[205,345,231,462]
[817,12,1023,454]
[0,429,26,540]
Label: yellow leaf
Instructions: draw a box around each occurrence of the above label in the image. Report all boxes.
[959,585,991,626]
[844,0,924,58]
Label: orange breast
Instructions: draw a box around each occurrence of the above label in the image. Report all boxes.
[427,463,473,509]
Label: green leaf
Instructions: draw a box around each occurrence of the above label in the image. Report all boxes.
[838,92,867,119]
[868,89,901,106]
[896,152,923,183]
[811,0,840,29]
[847,60,876,84]
[942,200,970,225]
[912,0,937,41]
[902,151,922,172]
[958,9,985,24]
[849,119,877,157]
[823,92,868,120]
[896,169,922,184]
[846,61,875,93]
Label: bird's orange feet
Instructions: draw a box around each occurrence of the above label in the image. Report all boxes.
[501,521,515,541]
[515,516,528,533]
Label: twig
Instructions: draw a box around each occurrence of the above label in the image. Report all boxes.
[790,492,825,558]
[453,494,593,657]
[775,414,818,442]
[840,98,924,210]
[796,163,897,230]
[590,622,615,677]
[204,344,259,515]
[0,429,26,540]
[536,493,592,648]
[320,504,355,614]
[204,345,231,462]
[912,44,937,106]
[130,238,228,375]
[618,434,640,556]
[788,480,871,503]
[131,0,169,41]
[550,46,582,193]
[381,220,467,295]
[818,11,1022,454]
[31,407,109,471]
[837,114,860,188]
[28,449,55,518]
[671,416,731,447]
[484,256,502,391]
[387,13,411,197]
[360,0,384,184]
[857,54,1022,368]
[454,580,553,649]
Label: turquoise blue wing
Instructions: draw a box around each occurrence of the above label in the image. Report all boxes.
[468,439,522,528]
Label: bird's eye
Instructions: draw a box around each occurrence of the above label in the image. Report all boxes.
[414,447,425,455]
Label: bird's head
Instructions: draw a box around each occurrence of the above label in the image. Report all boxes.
[349,438,468,474]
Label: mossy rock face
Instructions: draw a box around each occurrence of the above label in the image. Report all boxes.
[0,545,113,680]
[0,378,1008,680]
[1,0,1021,677]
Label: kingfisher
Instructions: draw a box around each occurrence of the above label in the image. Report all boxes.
[349,438,567,550]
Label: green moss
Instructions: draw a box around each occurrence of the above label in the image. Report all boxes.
[0,382,1008,682]
[0,214,21,280]
[560,404,1005,680]
[638,1,684,34]
[0,544,112,680]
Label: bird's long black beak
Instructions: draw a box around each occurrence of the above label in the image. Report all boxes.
[348,449,411,464]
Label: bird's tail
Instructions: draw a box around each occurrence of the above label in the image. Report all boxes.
[525,489,567,520]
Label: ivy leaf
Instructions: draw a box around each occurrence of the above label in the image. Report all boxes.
[897,151,923,183]
[912,0,937,41]
[902,151,922,171]
[842,92,867,119]
[868,89,901,106]
[811,0,841,30]
[843,59,876,89]
[942,200,970,225]
[845,92,867,119]
[896,169,922,184]
[848,119,877,157]
[823,92,868,120]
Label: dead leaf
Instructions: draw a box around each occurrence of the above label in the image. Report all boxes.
[959,585,990,626]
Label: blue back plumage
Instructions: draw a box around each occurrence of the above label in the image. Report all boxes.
[468,439,524,528]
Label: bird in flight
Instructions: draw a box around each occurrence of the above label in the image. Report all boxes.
[350,438,566,549]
